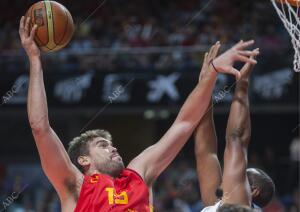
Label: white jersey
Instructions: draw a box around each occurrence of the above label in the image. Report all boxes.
[200,201,262,212]
[201,201,222,212]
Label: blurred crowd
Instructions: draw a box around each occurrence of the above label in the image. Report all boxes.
[0,135,299,212]
[0,0,291,72]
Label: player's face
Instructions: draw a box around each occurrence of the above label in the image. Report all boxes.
[88,137,124,177]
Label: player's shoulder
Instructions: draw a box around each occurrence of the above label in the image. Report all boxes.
[120,168,145,181]
[200,201,222,212]
[116,168,149,190]
[200,201,262,212]
[251,203,262,211]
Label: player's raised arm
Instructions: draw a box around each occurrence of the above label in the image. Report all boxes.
[221,56,258,206]
[128,40,259,186]
[19,16,82,200]
[194,100,222,206]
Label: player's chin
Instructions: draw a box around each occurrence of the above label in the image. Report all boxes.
[111,160,125,175]
[112,155,123,162]
[108,163,124,178]
[111,157,124,167]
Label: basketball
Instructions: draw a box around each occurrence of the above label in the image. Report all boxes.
[277,0,300,6]
[25,1,74,52]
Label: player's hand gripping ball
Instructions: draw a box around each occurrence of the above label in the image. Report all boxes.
[25,1,75,52]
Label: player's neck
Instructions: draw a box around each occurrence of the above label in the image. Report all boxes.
[85,168,100,176]
[85,169,116,178]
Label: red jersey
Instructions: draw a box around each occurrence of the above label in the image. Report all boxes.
[74,169,153,212]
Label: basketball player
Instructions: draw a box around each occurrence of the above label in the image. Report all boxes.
[195,57,275,211]
[19,15,259,211]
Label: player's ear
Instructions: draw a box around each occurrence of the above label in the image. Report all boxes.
[78,156,90,167]
[251,186,260,198]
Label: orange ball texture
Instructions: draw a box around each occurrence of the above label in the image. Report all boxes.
[26,1,75,52]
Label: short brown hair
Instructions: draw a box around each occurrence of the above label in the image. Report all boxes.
[67,129,112,173]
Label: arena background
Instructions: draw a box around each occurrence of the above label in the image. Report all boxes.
[0,0,299,211]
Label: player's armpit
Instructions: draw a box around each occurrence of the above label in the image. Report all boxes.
[128,121,195,185]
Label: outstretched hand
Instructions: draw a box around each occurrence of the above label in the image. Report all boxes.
[239,55,257,81]
[19,16,40,58]
[212,40,259,80]
[199,41,221,81]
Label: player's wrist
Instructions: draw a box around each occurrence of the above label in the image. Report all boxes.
[29,55,42,66]
[205,62,218,80]
[198,68,217,84]
[28,53,41,60]
[210,60,220,74]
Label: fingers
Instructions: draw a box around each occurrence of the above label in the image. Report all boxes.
[235,48,259,64]
[237,48,259,57]
[211,42,221,58]
[30,24,38,40]
[19,16,25,38]
[207,41,221,61]
[231,40,243,50]
[222,67,241,80]
[25,17,31,37]
[203,52,208,64]
[232,67,241,80]
[234,54,257,64]
[207,44,216,59]
[20,16,25,30]
[241,61,251,73]
[19,16,33,40]
[247,55,257,67]
[238,40,255,50]
[233,40,255,50]
[241,55,257,74]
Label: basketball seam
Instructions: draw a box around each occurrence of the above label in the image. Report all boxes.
[50,2,58,50]
[56,8,69,46]
[41,46,52,51]
[28,5,33,22]
[44,1,56,50]
[28,5,34,36]
[42,1,50,45]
